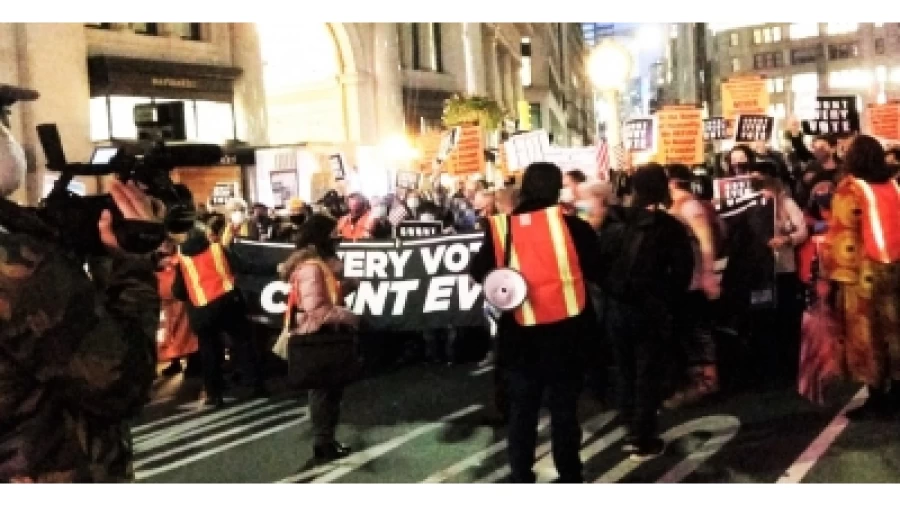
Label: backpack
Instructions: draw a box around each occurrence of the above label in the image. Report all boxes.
[597,208,649,304]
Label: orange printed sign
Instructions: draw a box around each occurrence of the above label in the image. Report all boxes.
[657,105,704,165]
[443,125,486,176]
[866,102,900,142]
[721,76,770,135]
[414,132,443,172]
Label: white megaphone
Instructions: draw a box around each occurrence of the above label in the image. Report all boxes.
[483,267,528,312]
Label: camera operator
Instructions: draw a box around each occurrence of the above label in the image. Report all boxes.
[0,119,162,482]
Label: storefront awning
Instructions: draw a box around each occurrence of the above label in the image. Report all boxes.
[88,56,243,102]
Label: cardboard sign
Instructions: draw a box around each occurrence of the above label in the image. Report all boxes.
[721,76,770,136]
[657,105,704,165]
[866,102,900,143]
[802,96,860,135]
[210,182,237,207]
[503,130,551,172]
[704,117,728,141]
[268,172,297,209]
[624,117,656,152]
[396,171,420,190]
[734,115,775,143]
[541,147,602,176]
[721,76,770,119]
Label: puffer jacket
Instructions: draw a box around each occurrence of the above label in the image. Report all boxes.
[285,247,359,335]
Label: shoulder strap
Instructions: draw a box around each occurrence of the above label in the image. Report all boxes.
[504,214,513,268]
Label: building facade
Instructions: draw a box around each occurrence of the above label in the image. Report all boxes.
[0,22,593,205]
[708,23,900,135]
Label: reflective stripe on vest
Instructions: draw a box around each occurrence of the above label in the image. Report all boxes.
[489,206,586,326]
[855,178,900,264]
[178,243,235,307]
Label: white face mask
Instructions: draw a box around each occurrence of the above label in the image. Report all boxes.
[371,205,387,219]
[407,198,420,209]
[0,124,27,199]
[230,211,245,225]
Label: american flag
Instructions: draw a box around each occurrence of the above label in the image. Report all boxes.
[388,203,408,227]
[595,136,610,181]
[612,143,627,171]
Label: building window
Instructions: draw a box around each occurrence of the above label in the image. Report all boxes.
[85,23,111,30]
[826,23,858,35]
[131,23,159,36]
[767,77,785,93]
[828,69,873,89]
[791,73,819,92]
[773,26,782,42]
[399,23,442,72]
[764,28,773,43]
[789,23,819,40]
[754,29,762,45]
[767,103,786,118]
[529,103,542,130]
[754,51,783,69]
[876,38,886,54]
[731,57,741,72]
[730,33,739,46]
[521,37,533,87]
[875,23,884,28]
[828,43,859,60]
[791,46,821,65]
[172,23,203,41]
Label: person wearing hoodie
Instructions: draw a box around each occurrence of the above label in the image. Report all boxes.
[597,164,694,461]
[170,225,273,407]
[469,162,601,483]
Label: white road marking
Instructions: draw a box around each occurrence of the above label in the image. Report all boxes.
[476,410,619,483]
[136,400,299,451]
[136,407,308,470]
[777,386,867,484]
[276,404,483,484]
[596,415,741,483]
[470,366,495,377]
[132,398,269,436]
[421,416,551,483]
[135,412,310,481]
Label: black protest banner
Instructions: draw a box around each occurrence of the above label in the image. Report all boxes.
[734,115,775,143]
[231,234,486,332]
[802,96,860,135]
[624,118,655,152]
[712,176,777,312]
[703,117,728,141]
[397,221,443,238]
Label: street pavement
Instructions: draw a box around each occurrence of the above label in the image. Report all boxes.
[131,361,893,483]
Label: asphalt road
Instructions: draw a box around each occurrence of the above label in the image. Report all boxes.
[130,361,890,484]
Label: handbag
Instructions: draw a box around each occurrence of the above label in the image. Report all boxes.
[279,261,363,389]
[287,321,363,390]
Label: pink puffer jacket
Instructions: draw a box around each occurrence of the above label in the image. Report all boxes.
[286,249,359,335]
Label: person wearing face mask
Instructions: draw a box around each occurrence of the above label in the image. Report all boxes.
[823,135,900,419]
[272,198,311,244]
[221,199,251,247]
[746,161,808,387]
[369,200,394,239]
[0,118,162,482]
[787,118,842,207]
[726,145,757,177]
[170,218,274,408]
[337,193,374,241]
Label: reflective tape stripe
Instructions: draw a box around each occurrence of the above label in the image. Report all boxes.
[546,207,579,316]
[178,251,207,306]
[856,179,891,263]
[209,244,234,292]
[493,214,536,324]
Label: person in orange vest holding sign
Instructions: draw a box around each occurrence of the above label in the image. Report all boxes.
[469,162,601,484]
[336,193,374,241]
[824,135,900,419]
[170,224,272,408]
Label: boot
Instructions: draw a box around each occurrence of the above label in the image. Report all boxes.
[313,441,351,462]
[663,365,720,410]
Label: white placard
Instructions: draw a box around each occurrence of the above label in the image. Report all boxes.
[503,130,551,171]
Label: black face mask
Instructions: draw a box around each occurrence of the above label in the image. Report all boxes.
[732,162,750,175]
[290,214,307,226]
[750,178,766,192]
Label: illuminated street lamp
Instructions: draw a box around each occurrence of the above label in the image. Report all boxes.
[588,39,634,161]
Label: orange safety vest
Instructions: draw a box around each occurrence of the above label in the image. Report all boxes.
[488,205,586,326]
[338,212,373,241]
[177,242,235,307]
[855,178,900,264]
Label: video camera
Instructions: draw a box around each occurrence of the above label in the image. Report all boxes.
[35,123,223,256]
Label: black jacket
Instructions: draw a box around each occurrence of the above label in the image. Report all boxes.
[469,200,600,374]
[171,229,272,326]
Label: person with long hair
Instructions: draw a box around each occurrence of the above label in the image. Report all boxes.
[824,135,900,419]
[281,214,360,461]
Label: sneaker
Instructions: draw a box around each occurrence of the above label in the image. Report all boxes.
[627,438,666,462]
